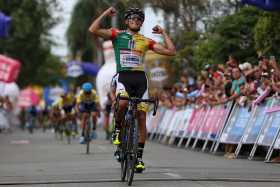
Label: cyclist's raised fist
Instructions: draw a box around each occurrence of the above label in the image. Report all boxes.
[152,25,163,34]
[103,7,116,17]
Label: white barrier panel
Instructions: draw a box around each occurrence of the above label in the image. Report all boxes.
[235,99,273,157]
[147,98,280,163]
[175,107,193,138]
[219,105,251,144]
[157,109,175,141]
[192,104,231,151]
[167,108,193,145]
[161,110,184,143]
[147,107,166,135]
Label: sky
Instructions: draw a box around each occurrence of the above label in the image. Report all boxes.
[50,0,78,58]
[50,1,164,58]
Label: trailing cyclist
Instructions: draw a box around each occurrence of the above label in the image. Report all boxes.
[89,7,176,172]
[53,91,78,139]
[76,82,100,144]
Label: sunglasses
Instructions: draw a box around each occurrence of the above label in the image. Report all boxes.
[128,15,144,22]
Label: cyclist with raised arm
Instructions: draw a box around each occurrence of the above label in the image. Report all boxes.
[89,7,176,172]
[76,82,100,144]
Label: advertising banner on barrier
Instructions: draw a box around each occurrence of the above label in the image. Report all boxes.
[274,134,280,149]
[165,110,184,137]
[199,108,218,139]
[158,109,175,135]
[242,101,272,144]
[208,106,229,140]
[147,107,166,133]
[175,108,193,137]
[220,105,251,143]
[257,100,280,146]
[186,108,205,138]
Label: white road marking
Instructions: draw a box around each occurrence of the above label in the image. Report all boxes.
[163,172,182,178]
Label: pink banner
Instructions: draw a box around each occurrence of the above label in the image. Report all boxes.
[201,108,219,134]
[266,105,280,113]
[187,108,205,133]
[0,55,21,83]
[18,88,40,108]
[210,108,228,135]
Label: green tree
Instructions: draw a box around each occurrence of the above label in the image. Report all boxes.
[193,6,261,70]
[254,12,280,58]
[0,0,63,87]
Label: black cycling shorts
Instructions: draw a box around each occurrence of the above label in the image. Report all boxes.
[115,71,148,99]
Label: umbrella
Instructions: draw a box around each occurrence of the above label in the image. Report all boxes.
[18,88,40,108]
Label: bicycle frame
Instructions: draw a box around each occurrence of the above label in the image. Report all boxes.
[115,94,158,186]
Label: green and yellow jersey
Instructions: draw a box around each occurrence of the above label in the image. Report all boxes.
[111,28,156,72]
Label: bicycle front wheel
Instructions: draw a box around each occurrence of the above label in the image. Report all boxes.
[127,119,138,186]
[121,126,128,181]
[85,121,91,154]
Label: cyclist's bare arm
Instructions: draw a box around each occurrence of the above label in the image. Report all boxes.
[88,7,116,40]
[152,25,176,56]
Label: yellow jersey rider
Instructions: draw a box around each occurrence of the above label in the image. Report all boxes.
[76,82,100,144]
[54,91,77,134]
[89,7,176,172]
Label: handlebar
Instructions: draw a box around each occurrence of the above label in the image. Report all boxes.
[116,94,159,116]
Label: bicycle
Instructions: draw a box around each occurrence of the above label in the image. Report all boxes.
[115,94,158,186]
[63,112,75,144]
[82,105,97,154]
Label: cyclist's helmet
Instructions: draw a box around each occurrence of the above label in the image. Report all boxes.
[124,8,145,22]
[82,82,93,92]
[60,90,68,97]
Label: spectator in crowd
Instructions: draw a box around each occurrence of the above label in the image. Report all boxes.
[154,54,280,158]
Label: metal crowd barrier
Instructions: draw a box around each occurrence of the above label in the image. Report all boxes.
[146,96,280,162]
